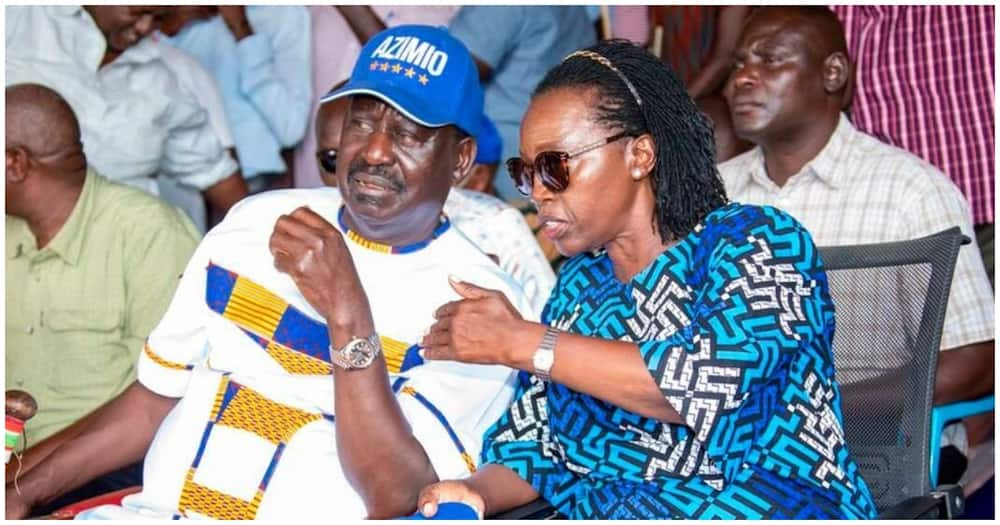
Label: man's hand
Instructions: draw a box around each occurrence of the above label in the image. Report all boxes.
[6,486,32,519]
[417,480,485,519]
[420,278,524,366]
[218,6,253,41]
[269,207,367,326]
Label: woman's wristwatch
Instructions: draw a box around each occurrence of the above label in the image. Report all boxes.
[533,327,559,381]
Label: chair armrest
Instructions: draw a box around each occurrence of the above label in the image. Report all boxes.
[489,498,561,520]
[877,484,964,519]
[929,394,994,485]
[48,485,142,520]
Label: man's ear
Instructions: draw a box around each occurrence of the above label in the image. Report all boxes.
[823,51,850,95]
[6,146,30,184]
[625,133,657,181]
[452,134,477,186]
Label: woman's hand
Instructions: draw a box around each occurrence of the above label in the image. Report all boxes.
[420,278,526,366]
[416,480,485,519]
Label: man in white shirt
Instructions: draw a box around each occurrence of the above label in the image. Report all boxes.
[5,25,531,520]
[718,6,994,490]
[152,31,236,234]
[5,5,247,219]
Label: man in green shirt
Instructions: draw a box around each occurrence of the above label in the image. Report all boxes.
[5,83,200,452]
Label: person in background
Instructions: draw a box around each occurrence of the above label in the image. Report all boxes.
[5,5,247,222]
[831,7,994,290]
[160,5,312,194]
[449,6,597,199]
[416,39,876,519]
[149,21,236,233]
[458,114,502,195]
[5,84,200,512]
[719,6,994,502]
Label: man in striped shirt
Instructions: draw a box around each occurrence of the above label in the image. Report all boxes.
[832,6,994,285]
[719,6,994,499]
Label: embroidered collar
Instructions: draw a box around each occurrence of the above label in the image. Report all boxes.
[336,206,450,254]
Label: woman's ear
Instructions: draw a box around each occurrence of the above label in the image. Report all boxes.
[626,133,656,181]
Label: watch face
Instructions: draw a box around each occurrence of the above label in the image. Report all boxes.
[347,339,377,368]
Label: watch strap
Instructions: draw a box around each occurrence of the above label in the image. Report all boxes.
[533,327,559,381]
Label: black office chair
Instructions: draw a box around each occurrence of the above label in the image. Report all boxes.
[495,227,976,520]
[821,226,972,518]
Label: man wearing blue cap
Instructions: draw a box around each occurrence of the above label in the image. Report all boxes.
[6,25,531,520]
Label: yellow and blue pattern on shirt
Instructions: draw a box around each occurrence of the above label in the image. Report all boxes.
[204,262,424,374]
[142,262,477,518]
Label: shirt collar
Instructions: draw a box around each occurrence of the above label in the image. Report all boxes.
[737,112,856,192]
[7,169,99,266]
[804,113,856,190]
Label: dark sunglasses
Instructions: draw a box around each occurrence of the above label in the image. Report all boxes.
[506,131,631,196]
[316,149,337,174]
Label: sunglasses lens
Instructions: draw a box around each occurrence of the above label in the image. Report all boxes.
[507,158,533,196]
[317,150,337,174]
[538,152,569,192]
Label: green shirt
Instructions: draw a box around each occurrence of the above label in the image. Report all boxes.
[6,170,200,444]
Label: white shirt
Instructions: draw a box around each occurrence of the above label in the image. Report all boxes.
[5,6,237,194]
[719,114,994,355]
[152,34,235,149]
[445,189,557,314]
[82,188,531,519]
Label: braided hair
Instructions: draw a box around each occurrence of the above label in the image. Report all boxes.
[535,39,728,242]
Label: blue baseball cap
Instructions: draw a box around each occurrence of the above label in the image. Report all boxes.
[320,25,483,138]
[474,114,502,165]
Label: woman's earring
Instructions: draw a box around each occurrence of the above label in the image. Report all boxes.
[631,169,643,180]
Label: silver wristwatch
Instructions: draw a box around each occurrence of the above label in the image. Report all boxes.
[330,334,381,370]
[533,327,559,381]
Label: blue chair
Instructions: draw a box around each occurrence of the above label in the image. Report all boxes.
[929,394,995,487]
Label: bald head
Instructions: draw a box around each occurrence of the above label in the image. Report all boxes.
[6,83,83,159]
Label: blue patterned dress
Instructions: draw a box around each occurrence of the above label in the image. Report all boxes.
[482,204,878,519]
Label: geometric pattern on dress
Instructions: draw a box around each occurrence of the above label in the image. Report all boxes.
[203,262,423,375]
[482,204,878,519]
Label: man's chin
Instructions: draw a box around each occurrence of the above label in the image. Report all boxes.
[343,192,401,226]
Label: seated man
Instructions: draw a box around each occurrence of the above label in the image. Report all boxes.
[719,5,994,467]
[5,5,247,220]
[5,84,200,491]
[315,98,555,315]
[159,5,313,193]
[4,26,531,520]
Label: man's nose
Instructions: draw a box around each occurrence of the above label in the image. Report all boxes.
[729,64,758,93]
[360,131,395,167]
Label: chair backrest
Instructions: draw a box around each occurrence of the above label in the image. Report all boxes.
[819,227,966,513]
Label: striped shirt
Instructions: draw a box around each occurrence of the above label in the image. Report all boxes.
[719,114,994,355]
[831,5,995,225]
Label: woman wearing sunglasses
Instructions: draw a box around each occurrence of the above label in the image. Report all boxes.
[415,40,876,520]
